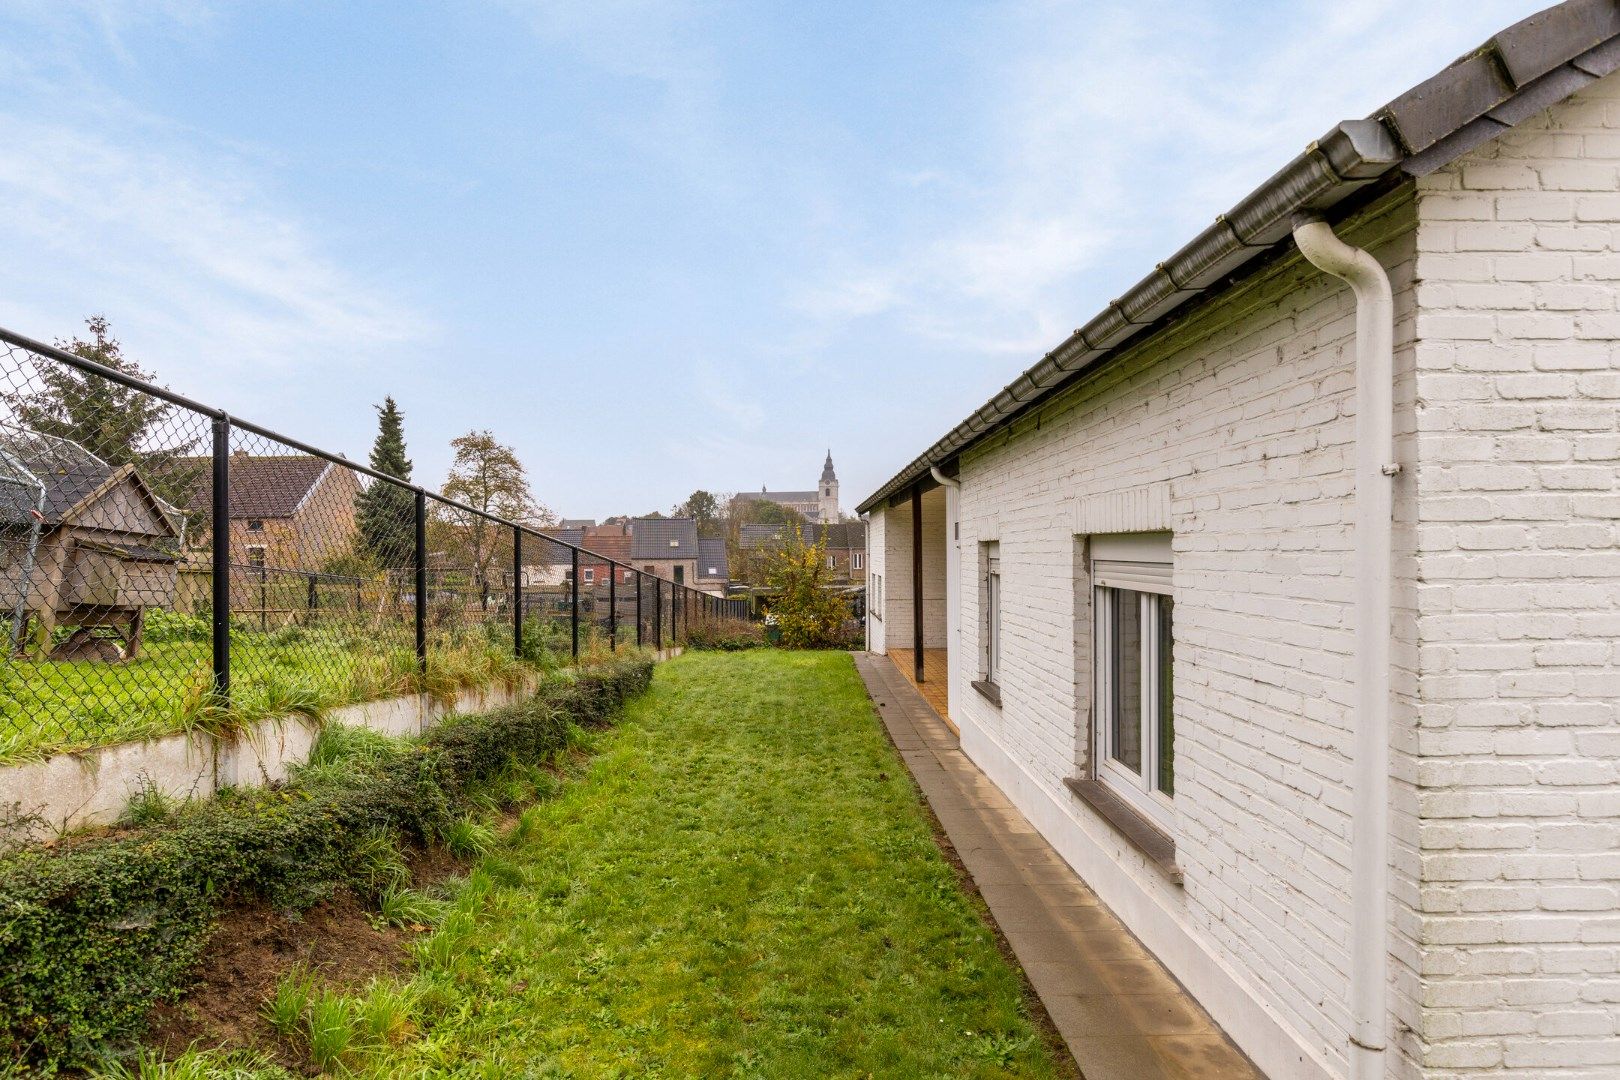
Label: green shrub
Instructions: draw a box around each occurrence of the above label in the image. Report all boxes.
[684,617,764,651]
[0,652,654,1072]
[142,608,211,644]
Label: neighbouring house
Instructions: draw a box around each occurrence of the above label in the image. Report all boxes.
[560,517,596,529]
[176,453,362,572]
[696,536,729,596]
[862,7,1620,1079]
[629,516,699,586]
[732,450,842,523]
[522,526,583,588]
[736,521,866,586]
[580,524,635,589]
[0,428,184,660]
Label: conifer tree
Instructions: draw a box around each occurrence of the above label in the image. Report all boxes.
[355,397,415,568]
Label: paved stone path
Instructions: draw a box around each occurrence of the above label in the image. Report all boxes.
[852,652,1264,1080]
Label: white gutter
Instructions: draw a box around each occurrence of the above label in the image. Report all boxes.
[1290,214,1396,1080]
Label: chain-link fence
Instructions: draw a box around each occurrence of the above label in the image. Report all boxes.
[0,325,748,761]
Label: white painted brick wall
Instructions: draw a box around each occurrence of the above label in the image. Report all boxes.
[862,69,1620,1080]
[1411,71,1620,1078]
[943,188,1422,1079]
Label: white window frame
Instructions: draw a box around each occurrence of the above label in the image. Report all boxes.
[582,567,595,585]
[1091,533,1174,830]
[853,551,863,570]
[982,542,1001,687]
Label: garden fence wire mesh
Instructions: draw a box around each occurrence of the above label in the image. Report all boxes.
[0,325,748,761]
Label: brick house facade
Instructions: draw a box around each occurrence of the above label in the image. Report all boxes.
[178,454,361,570]
[862,9,1620,1078]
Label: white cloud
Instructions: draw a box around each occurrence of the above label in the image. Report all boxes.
[0,5,430,396]
[794,0,1543,355]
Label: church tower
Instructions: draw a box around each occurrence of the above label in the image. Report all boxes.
[819,450,840,523]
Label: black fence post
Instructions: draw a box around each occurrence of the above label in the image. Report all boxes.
[635,571,643,648]
[414,489,427,678]
[307,572,318,615]
[654,579,662,650]
[210,415,231,703]
[513,526,523,659]
[608,564,617,652]
[570,548,580,662]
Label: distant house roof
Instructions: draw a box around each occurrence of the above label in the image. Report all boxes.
[174,454,339,520]
[698,537,728,580]
[739,522,865,550]
[819,521,865,548]
[630,517,698,559]
[738,524,788,550]
[560,518,596,528]
[582,532,631,566]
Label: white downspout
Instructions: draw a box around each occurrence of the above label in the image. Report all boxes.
[1291,214,1395,1080]
[930,468,961,719]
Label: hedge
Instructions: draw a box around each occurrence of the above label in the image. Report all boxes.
[0,653,654,1072]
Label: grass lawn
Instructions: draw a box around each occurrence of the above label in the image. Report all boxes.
[345,650,1065,1078]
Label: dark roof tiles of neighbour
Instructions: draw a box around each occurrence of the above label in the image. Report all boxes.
[739,522,865,550]
[630,517,699,559]
[176,455,336,520]
[582,533,631,565]
[698,537,728,579]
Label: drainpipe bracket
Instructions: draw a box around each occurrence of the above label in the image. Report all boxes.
[1381,463,1403,476]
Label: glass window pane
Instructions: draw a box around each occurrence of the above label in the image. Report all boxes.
[988,571,1000,682]
[1157,596,1174,796]
[1108,588,1141,775]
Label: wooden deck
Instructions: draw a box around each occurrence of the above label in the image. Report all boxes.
[886,648,953,731]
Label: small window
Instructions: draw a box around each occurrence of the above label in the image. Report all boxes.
[707,566,719,575]
[668,539,680,548]
[582,567,595,584]
[1092,533,1174,828]
[247,519,264,532]
[828,555,837,570]
[853,552,863,570]
[673,565,685,584]
[246,544,267,569]
[981,543,1001,687]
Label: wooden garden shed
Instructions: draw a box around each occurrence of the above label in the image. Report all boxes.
[0,429,185,660]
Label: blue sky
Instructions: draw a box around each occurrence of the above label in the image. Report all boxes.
[0,0,1542,519]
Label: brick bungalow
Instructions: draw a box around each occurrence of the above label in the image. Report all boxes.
[178,453,361,570]
[861,5,1620,1077]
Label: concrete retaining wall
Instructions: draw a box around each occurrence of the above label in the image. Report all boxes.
[0,647,680,841]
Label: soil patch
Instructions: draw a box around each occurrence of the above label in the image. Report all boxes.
[145,890,408,1061]
[144,845,464,1066]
